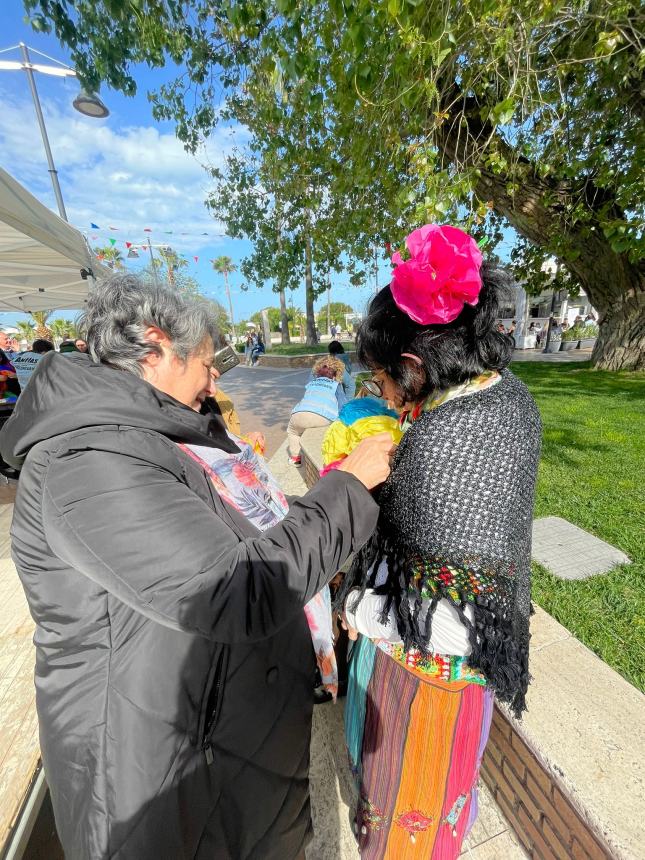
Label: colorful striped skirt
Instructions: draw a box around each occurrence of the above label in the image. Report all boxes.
[345,637,494,859]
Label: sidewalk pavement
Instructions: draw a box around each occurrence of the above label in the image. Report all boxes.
[268,440,528,860]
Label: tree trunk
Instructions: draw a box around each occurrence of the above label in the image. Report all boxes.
[304,234,317,346]
[592,293,645,370]
[436,99,645,370]
[278,288,291,344]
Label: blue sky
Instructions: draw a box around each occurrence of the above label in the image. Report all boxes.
[0,0,384,326]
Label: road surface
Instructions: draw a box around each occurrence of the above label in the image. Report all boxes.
[216,365,311,458]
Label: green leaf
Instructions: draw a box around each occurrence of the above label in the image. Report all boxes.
[490,97,516,126]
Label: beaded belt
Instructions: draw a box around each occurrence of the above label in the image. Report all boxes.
[377,640,486,686]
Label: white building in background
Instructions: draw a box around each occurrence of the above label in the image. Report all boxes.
[497,257,597,348]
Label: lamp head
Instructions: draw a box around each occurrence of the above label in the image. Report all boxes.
[73,90,109,119]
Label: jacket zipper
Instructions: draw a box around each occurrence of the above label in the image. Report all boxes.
[201,647,227,764]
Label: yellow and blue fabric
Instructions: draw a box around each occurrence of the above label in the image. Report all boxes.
[322,398,402,466]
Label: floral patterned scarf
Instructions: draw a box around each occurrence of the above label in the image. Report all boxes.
[178,436,338,698]
[400,370,501,430]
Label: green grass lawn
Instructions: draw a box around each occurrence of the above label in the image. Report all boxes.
[267,341,355,356]
[511,361,645,691]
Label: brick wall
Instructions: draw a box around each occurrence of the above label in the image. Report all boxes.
[302,450,321,490]
[481,707,612,860]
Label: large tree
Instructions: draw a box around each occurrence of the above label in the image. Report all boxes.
[29,0,644,368]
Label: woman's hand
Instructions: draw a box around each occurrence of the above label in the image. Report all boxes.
[337,432,395,489]
[339,611,359,641]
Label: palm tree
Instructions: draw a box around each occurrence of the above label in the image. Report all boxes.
[157,247,188,287]
[29,311,53,341]
[50,318,71,345]
[212,256,237,337]
[15,320,35,344]
[94,245,124,270]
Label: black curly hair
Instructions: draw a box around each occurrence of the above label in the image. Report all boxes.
[356,261,514,402]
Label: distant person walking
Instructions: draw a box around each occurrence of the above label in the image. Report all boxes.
[244,329,256,365]
[250,332,265,366]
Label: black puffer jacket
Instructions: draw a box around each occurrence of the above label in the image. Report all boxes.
[1,352,378,859]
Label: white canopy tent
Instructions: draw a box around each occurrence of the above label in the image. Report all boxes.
[0,167,108,313]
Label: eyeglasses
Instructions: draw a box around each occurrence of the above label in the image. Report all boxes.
[361,377,383,397]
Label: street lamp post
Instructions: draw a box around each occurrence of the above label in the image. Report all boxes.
[19,42,68,220]
[0,42,109,222]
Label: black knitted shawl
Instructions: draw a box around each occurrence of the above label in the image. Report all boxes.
[338,370,542,716]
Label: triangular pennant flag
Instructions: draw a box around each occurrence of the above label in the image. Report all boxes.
[109,225,118,230]
[91,222,100,229]
[127,249,140,259]
[143,227,152,232]
[109,238,117,246]
[193,256,199,263]
[125,242,132,249]
[201,232,208,236]
[97,253,105,260]
[164,231,173,235]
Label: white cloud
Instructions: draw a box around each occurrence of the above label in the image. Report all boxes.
[0,86,242,253]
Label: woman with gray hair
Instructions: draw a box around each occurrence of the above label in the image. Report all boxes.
[0,274,392,860]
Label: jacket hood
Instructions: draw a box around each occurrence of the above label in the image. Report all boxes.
[0,351,239,469]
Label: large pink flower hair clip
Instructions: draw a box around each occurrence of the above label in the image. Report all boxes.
[390,224,483,325]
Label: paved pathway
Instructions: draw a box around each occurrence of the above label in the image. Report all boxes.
[216,366,311,458]
[532,516,630,580]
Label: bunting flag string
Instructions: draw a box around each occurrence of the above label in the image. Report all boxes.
[86,221,227,269]
[83,221,224,239]
[91,240,206,266]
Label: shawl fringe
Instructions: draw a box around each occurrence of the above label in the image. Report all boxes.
[336,531,530,718]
